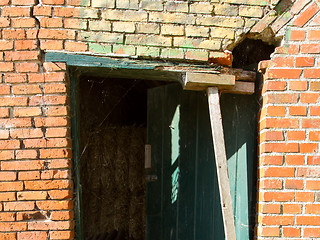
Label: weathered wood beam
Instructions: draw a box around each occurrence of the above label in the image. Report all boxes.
[182,72,235,91]
[222,81,255,95]
[207,87,237,240]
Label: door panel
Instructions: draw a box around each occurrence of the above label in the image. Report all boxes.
[147,83,257,240]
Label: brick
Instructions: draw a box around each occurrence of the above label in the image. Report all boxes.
[274,44,299,54]
[48,189,72,199]
[2,7,30,17]
[309,30,320,40]
[92,0,114,8]
[292,2,319,27]
[4,201,34,211]
[296,57,314,67]
[0,108,9,118]
[259,203,281,213]
[261,167,295,177]
[165,1,188,12]
[18,171,40,180]
[265,118,299,128]
[260,179,282,189]
[266,69,302,79]
[33,6,52,16]
[302,119,320,128]
[17,232,48,240]
[297,216,320,225]
[15,149,38,159]
[17,191,47,200]
[28,221,73,230]
[310,131,320,140]
[137,23,159,34]
[0,62,14,72]
[39,17,63,28]
[304,68,320,79]
[126,34,171,47]
[285,155,304,165]
[3,29,26,40]
[113,21,135,33]
[210,27,235,39]
[0,172,16,181]
[1,160,45,171]
[42,0,64,4]
[214,4,238,16]
[64,18,87,30]
[266,106,285,116]
[116,0,139,10]
[304,228,320,237]
[310,81,320,91]
[258,226,280,237]
[291,0,311,14]
[285,179,303,189]
[140,0,163,11]
[50,210,74,221]
[306,180,320,190]
[196,16,244,28]
[113,45,136,55]
[43,63,66,72]
[24,180,71,190]
[286,29,306,41]
[12,17,36,28]
[161,48,184,59]
[15,62,39,73]
[185,25,209,37]
[300,93,319,103]
[64,41,87,52]
[174,37,221,50]
[29,95,67,106]
[102,9,147,22]
[185,49,209,61]
[308,156,320,165]
[266,81,286,90]
[36,200,72,210]
[4,73,27,83]
[0,40,13,50]
[283,227,301,237]
[288,106,307,116]
[0,17,10,28]
[0,150,14,160]
[47,138,70,148]
[305,204,320,214]
[301,44,320,53]
[239,6,263,17]
[261,215,294,226]
[40,148,71,159]
[15,40,38,50]
[40,40,63,50]
[6,51,39,61]
[88,20,111,31]
[162,24,185,36]
[12,84,41,95]
[80,32,123,44]
[300,143,318,153]
[49,231,74,239]
[0,222,27,231]
[38,29,75,40]
[262,192,294,202]
[288,80,308,90]
[297,167,320,177]
[266,93,299,103]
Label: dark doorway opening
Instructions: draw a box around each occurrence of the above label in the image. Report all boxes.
[77,75,166,240]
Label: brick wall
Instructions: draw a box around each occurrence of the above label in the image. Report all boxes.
[257,0,320,238]
[0,0,319,239]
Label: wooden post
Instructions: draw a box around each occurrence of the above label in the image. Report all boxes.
[207,87,237,240]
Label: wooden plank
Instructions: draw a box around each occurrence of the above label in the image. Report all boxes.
[207,87,237,240]
[222,81,255,95]
[183,72,235,91]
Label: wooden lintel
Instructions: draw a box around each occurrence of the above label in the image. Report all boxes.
[207,87,237,240]
[182,72,235,91]
[222,81,255,95]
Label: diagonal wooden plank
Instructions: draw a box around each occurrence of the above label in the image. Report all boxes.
[207,87,237,240]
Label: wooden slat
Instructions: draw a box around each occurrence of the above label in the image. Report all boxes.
[183,72,235,91]
[207,87,236,240]
[222,81,255,95]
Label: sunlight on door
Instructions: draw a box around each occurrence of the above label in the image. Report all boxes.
[170,105,180,204]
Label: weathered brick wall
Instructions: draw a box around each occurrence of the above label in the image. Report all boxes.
[0,0,319,239]
[257,1,320,238]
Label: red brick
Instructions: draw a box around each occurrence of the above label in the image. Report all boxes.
[5,51,39,61]
[0,212,15,222]
[309,30,320,40]
[2,7,30,17]
[300,143,318,153]
[50,210,74,221]
[23,138,46,148]
[262,192,294,202]
[49,231,74,239]
[17,232,47,240]
[296,56,314,67]
[53,7,77,17]
[258,227,280,237]
[18,171,40,180]
[44,72,66,82]
[28,221,73,231]
[43,83,66,93]
[15,149,38,159]
[302,119,320,128]
[40,40,64,50]
[38,29,75,40]
[305,204,320,214]
[17,191,47,200]
[0,118,31,129]
[297,216,320,225]
[0,97,29,107]
[0,192,16,202]
[289,80,308,90]
[40,17,63,28]
[0,150,14,160]
[261,167,295,177]
[259,203,281,214]
[292,2,319,27]
[310,81,320,90]
[33,6,52,16]
[0,17,10,27]
[306,180,320,190]
[301,44,320,53]
[274,44,299,54]
[285,155,304,165]
[0,130,9,139]
[26,29,38,39]
[285,179,303,189]
[310,107,320,116]
[10,128,43,139]
[283,227,301,237]
[283,203,302,214]
[266,93,299,104]
[266,69,302,79]
[0,40,13,50]
[45,127,69,137]
[24,180,71,190]
[265,81,286,90]
[30,95,67,106]
[0,222,27,231]
[265,118,299,128]
[14,107,42,117]
[12,17,36,28]
[15,62,39,73]
[43,62,66,72]
[261,215,294,226]
[295,192,314,202]
[266,106,285,117]
[308,155,320,165]
[34,117,69,127]
[4,73,27,83]
[0,85,10,95]
[4,201,34,211]
[288,106,307,116]
[297,167,320,177]
[41,169,70,179]
[0,108,9,118]
[0,139,20,149]
[36,200,72,210]
[2,160,45,171]
[0,62,14,72]
[0,233,16,239]
[260,131,283,141]
[304,68,320,79]
[3,29,26,39]
[286,30,305,41]
[42,0,65,4]
[304,228,320,237]
[48,189,72,199]
[310,131,320,140]
[12,0,36,4]
[65,41,88,52]
[64,18,85,29]
[40,148,71,159]
[259,179,282,189]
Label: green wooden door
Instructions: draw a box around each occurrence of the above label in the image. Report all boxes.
[146,83,257,240]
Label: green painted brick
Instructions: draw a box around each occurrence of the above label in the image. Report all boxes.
[113,44,136,55]
[161,48,184,59]
[89,43,112,54]
[137,46,160,57]
[185,49,209,61]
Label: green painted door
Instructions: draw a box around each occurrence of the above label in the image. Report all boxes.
[146,83,257,240]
